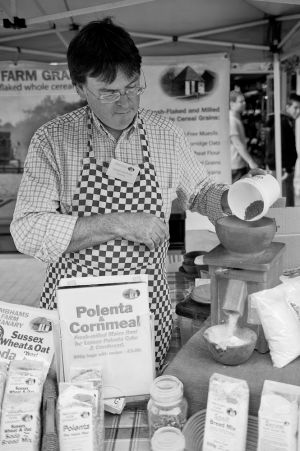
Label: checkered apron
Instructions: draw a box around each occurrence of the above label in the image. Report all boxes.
[40,110,172,369]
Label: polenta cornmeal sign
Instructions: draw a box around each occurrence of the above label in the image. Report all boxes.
[57,274,155,398]
[0,67,73,94]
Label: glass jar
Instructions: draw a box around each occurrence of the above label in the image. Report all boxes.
[151,426,186,451]
[147,375,188,438]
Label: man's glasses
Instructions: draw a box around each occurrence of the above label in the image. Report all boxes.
[84,72,147,104]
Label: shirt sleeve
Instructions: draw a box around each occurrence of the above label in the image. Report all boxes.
[10,128,77,263]
[174,128,229,225]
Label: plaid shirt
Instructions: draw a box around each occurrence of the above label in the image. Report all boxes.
[11,106,227,264]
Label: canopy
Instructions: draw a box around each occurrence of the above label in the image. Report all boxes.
[0,0,300,64]
[2,0,300,188]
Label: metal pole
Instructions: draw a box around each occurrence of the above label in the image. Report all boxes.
[26,0,156,25]
[181,19,269,39]
[273,52,282,195]
[180,37,269,51]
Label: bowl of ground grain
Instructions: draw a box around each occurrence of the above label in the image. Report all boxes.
[203,323,257,365]
[215,215,276,255]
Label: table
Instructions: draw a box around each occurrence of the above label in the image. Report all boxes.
[105,406,150,451]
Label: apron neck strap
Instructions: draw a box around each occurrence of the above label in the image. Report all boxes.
[86,108,151,163]
[86,107,94,158]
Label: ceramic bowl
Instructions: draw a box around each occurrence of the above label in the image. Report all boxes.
[215,215,276,255]
[202,324,257,366]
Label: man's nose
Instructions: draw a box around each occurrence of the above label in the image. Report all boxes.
[117,92,131,105]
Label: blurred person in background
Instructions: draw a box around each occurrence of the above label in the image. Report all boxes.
[230,90,259,183]
[265,93,300,206]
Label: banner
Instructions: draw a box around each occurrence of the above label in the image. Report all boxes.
[0,62,81,197]
[141,54,231,230]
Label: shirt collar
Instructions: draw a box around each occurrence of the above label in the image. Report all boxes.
[90,109,139,140]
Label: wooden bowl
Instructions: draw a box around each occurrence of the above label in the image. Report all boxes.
[203,324,257,366]
[215,215,276,255]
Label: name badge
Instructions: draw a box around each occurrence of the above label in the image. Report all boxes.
[106,158,139,184]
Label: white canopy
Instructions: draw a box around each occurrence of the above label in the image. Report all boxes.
[2,0,300,188]
[0,0,300,64]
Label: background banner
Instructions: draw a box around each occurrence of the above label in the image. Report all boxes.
[0,62,81,197]
[141,54,231,230]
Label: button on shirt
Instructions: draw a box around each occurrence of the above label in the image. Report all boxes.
[10,107,228,264]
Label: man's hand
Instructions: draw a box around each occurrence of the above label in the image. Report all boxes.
[242,168,269,178]
[118,213,170,250]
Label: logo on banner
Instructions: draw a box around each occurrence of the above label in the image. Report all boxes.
[160,65,217,100]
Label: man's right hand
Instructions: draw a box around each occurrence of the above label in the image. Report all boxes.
[118,212,169,250]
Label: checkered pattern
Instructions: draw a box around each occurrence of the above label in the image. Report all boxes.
[104,407,150,451]
[40,111,172,369]
[40,258,66,309]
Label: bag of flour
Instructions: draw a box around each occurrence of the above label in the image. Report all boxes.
[202,373,249,451]
[280,275,300,321]
[257,380,300,451]
[249,284,300,368]
[57,382,100,451]
[0,360,45,451]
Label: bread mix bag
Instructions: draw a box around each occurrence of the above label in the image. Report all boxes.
[0,360,45,451]
[0,394,41,451]
[203,373,249,451]
[258,380,300,451]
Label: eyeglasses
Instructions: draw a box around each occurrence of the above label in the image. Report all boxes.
[84,72,147,104]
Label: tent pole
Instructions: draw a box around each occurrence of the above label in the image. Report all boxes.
[27,0,156,25]
[181,19,269,39]
[273,52,282,195]
[180,37,268,50]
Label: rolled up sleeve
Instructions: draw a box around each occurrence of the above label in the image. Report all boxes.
[10,130,77,263]
[176,130,229,224]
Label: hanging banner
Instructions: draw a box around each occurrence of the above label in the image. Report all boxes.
[141,54,231,230]
[0,62,81,198]
[142,54,230,183]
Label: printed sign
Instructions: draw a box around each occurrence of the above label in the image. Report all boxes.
[142,54,231,184]
[0,300,58,370]
[57,274,155,398]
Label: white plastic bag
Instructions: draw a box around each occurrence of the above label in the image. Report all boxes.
[281,275,300,321]
[249,284,300,368]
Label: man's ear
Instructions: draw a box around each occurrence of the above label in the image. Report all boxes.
[75,84,86,100]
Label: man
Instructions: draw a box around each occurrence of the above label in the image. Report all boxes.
[265,93,300,206]
[230,90,258,183]
[10,19,243,371]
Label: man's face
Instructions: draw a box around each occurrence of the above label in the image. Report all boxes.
[77,70,141,134]
[231,95,246,113]
[286,101,300,120]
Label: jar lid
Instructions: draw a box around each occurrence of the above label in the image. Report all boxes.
[150,375,183,404]
[151,426,185,451]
